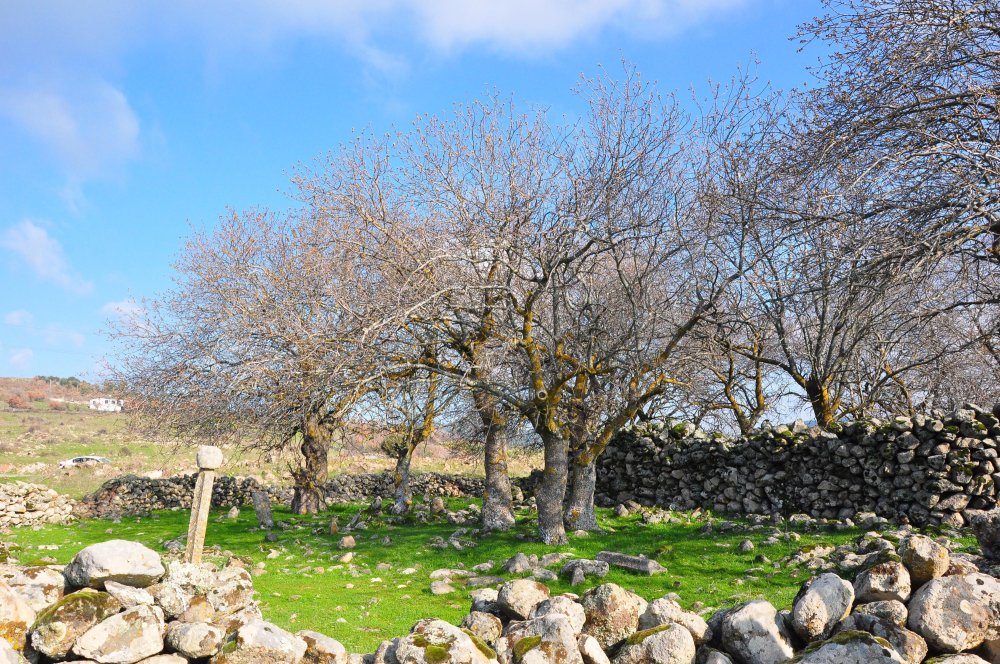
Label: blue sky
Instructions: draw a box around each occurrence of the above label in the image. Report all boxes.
[0,0,825,379]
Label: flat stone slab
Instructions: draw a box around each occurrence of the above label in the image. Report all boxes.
[595,551,667,576]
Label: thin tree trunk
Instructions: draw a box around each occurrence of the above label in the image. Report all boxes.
[476,392,515,531]
[537,428,569,545]
[564,452,600,532]
[291,417,329,514]
[391,445,415,514]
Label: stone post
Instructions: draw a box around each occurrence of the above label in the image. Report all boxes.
[185,445,223,564]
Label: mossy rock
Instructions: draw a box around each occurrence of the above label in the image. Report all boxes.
[513,635,542,660]
[625,623,672,646]
[461,629,497,660]
[787,630,895,662]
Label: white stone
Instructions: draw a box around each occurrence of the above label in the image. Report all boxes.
[197,446,224,470]
[791,573,854,641]
[73,604,165,664]
[64,541,165,589]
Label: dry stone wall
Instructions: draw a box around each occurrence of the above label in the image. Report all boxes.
[0,482,75,529]
[596,404,1000,527]
[81,471,510,517]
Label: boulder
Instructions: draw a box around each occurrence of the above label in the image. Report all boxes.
[104,581,155,608]
[210,618,307,664]
[853,600,907,626]
[298,629,349,664]
[836,614,927,664]
[720,600,795,664]
[791,573,854,641]
[611,623,695,664]
[165,620,225,658]
[496,615,580,664]
[29,590,122,659]
[576,635,609,664]
[497,579,550,620]
[791,630,906,663]
[0,637,27,664]
[461,612,503,645]
[899,535,950,585]
[64,541,164,589]
[0,580,35,651]
[73,604,165,664]
[207,567,254,615]
[392,619,496,664]
[854,562,911,603]
[530,597,586,634]
[580,584,647,649]
[0,565,66,612]
[970,509,1000,561]
[213,604,263,637]
[907,573,1000,652]
[699,650,734,664]
[637,598,710,644]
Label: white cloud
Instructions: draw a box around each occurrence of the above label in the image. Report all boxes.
[101,299,143,321]
[41,325,86,348]
[0,80,140,180]
[4,310,33,326]
[9,348,33,370]
[0,220,94,295]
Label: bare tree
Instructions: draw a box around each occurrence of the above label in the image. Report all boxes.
[109,209,378,513]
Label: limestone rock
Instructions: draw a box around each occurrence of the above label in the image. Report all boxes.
[0,637,27,664]
[0,580,35,651]
[699,649,734,664]
[837,614,927,664]
[64,541,164,590]
[530,597,586,634]
[791,630,906,663]
[210,618,307,664]
[461,612,503,644]
[29,590,122,659]
[165,620,225,658]
[207,567,254,615]
[298,629,348,664]
[73,604,165,664]
[496,615,580,664]
[580,583,647,650]
[907,573,1000,652]
[392,619,496,664]
[497,579,550,620]
[104,581,155,609]
[928,656,990,664]
[854,562,911,603]
[576,634,609,664]
[853,600,907,626]
[899,535,949,585]
[0,565,65,612]
[637,597,711,644]
[720,600,795,664]
[611,623,695,664]
[970,509,1000,561]
[791,573,854,642]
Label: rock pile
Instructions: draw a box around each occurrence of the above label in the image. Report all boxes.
[438,530,999,664]
[0,539,348,664]
[597,404,1000,526]
[82,472,531,517]
[0,482,75,529]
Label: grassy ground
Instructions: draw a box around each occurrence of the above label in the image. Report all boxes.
[3,501,881,653]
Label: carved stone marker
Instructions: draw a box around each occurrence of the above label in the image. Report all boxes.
[251,489,274,530]
[185,445,223,564]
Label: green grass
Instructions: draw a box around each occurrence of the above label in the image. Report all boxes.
[3,501,875,653]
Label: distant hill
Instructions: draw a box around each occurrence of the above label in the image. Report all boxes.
[0,376,99,410]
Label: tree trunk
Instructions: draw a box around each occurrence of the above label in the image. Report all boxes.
[476,392,515,532]
[291,417,329,514]
[390,445,415,515]
[564,453,600,532]
[536,428,569,545]
[805,378,836,429]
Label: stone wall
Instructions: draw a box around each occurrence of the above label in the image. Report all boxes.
[0,482,76,528]
[596,404,1000,527]
[81,471,519,517]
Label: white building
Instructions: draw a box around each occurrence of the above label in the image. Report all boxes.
[89,397,124,412]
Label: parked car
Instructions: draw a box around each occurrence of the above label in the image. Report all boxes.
[59,456,111,468]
